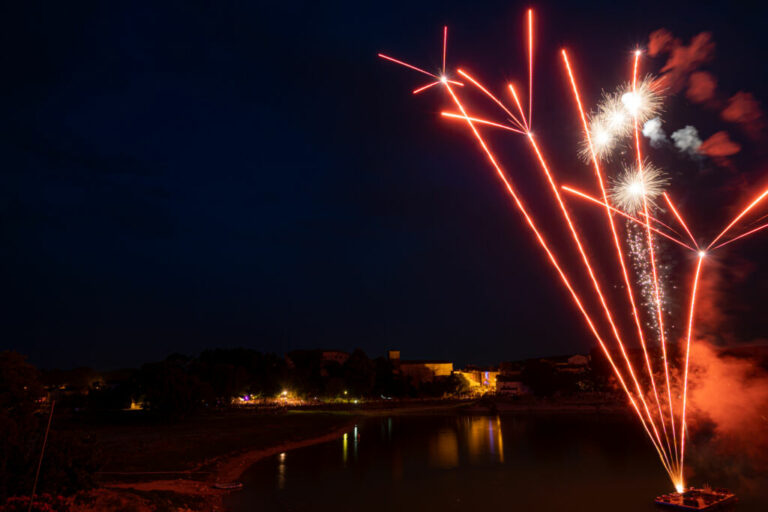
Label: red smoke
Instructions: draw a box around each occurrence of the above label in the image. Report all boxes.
[648,28,765,156]
[648,29,675,56]
[686,71,717,104]
[685,258,768,484]
[722,92,765,138]
[688,342,768,468]
[699,131,741,158]
[650,31,714,93]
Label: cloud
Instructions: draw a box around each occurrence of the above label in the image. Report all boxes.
[671,126,702,156]
[686,71,717,104]
[722,92,764,138]
[699,131,741,158]
[642,117,667,147]
[651,31,715,93]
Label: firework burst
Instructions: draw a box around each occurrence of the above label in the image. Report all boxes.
[580,78,662,162]
[610,161,669,214]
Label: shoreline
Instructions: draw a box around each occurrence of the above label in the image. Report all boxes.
[98,420,356,511]
[72,399,626,511]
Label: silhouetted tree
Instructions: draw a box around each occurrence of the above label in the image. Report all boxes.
[521,359,557,397]
[139,354,205,416]
[0,351,97,501]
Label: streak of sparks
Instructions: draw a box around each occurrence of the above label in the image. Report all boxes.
[441,112,526,134]
[708,187,768,250]
[639,211,686,240]
[678,252,704,486]
[712,221,768,250]
[443,81,675,479]
[378,53,438,79]
[460,55,676,480]
[663,193,698,250]
[562,186,696,251]
[562,49,677,467]
[443,26,448,76]
[528,9,534,127]
[413,81,440,95]
[457,70,527,131]
[633,49,679,470]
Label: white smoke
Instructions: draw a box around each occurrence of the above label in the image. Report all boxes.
[642,117,667,147]
[671,125,702,156]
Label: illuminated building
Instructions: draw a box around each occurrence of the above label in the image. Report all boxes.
[388,350,453,383]
[454,366,500,394]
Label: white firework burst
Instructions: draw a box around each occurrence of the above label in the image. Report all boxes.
[580,117,619,162]
[610,161,669,214]
[619,75,663,124]
[580,77,663,162]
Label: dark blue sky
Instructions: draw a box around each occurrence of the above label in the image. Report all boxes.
[2,1,768,369]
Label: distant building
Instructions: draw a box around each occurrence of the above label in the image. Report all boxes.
[454,366,499,394]
[388,350,452,383]
[496,375,529,396]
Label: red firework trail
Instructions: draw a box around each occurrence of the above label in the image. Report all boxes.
[379,8,768,490]
[712,221,768,250]
[663,193,699,250]
[441,112,526,134]
[708,187,768,250]
[442,80,674,477]
[679,252,705,484]
[561,186,696,252]
[639,211,687,240]
[630,49,680,470]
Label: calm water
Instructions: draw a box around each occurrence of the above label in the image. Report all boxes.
[226,413,765,511]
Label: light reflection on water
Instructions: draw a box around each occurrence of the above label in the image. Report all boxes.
[229,414,764,511]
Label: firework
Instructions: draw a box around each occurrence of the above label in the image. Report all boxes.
[380,9,768,490]
[610,161,669,214]
[580,79,662,162]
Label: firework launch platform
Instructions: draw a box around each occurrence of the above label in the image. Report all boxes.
[655,488,736,510]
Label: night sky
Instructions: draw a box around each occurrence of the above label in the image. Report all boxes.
[3,1,768,370]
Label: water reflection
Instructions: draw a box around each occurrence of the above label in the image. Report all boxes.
[342,433,348,465]
[353,425,359,460]
[277,451,286,489]
[236,415,768,512]
[463,415,505,464]
[426,415,505,467]
[428,428,458,468]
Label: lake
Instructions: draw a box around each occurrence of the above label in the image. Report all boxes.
[226,413,765,511]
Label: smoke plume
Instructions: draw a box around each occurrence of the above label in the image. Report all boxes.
[687,342,768,482]
[670,126,702,156]
[642,117,667,147]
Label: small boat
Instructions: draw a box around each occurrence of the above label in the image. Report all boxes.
[212,481,244,490]
[655,487,736,510]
